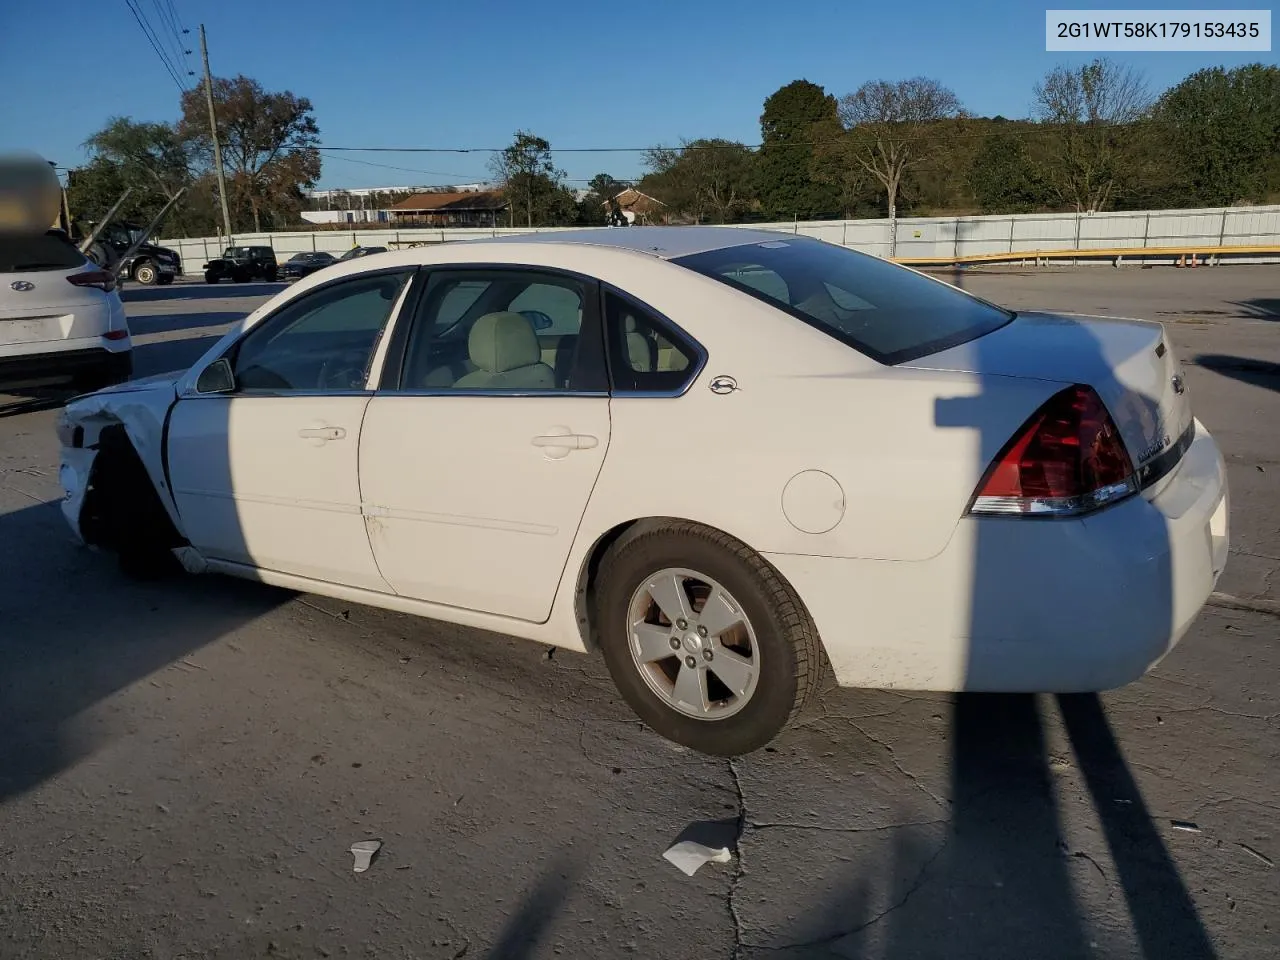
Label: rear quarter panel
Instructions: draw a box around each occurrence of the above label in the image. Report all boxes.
[545,253,1067,563]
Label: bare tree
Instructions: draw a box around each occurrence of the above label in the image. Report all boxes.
[838,78,963,227]
[180,76,320,232]
[1032,59,1152,212]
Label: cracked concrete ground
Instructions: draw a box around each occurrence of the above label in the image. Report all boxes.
[1,270,1277,959]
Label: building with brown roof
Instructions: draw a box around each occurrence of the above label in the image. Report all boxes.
[388,190,509,227]
[603,187,668,224]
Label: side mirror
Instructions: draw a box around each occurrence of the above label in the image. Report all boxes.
[196,357,236,394]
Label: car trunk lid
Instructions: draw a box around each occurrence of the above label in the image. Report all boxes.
[903,311,1193,482]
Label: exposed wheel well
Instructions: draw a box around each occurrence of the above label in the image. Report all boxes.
[572,517,801,653]
[80,425,185,559]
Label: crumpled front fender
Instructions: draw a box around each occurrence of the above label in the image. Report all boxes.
[61,378,182,533]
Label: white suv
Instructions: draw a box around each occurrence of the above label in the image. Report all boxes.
[0,230,132,392]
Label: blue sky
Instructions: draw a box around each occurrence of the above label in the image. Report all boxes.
[0,0,1272,189]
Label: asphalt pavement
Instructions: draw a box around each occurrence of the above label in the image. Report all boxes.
[1,269,1277,959]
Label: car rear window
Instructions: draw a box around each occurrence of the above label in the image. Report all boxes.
[674,238,1012,365]
[0,231,87,273]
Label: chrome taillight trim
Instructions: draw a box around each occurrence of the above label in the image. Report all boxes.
[970,478,1139,519]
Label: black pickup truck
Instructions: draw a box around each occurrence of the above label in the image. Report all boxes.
[203,245,279,284]
[84,222,183,285]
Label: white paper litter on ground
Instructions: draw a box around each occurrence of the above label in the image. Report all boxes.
[663,840,732,877]
[350,839,382,873]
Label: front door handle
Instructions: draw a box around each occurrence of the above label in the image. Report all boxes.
[531,433,598,450]
[299,425,347,442]
[531,426,599,459]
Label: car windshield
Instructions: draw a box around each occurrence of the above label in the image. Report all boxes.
[674,238,1013,365]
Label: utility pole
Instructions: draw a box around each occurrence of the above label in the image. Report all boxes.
[200,24,233,240]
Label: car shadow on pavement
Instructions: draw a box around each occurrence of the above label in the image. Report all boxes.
[784,267,1216,959]
[1193,354,1280,394]
[0,389,69,419]
[0,501,287,805]
[121,282,286,303]
[127,310,247,338]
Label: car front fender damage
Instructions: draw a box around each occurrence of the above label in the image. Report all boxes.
[59,383,189,576]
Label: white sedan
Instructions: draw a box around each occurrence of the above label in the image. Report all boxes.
[57,227,1229,756]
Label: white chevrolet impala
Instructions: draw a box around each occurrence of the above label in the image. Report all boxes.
[57,228,1229,756]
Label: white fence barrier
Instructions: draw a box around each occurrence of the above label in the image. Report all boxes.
[158,203,1280,269]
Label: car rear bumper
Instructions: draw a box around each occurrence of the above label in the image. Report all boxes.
[0,342,133,390]
[765,419,1229,692]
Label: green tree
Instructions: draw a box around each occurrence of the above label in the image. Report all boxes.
[1032,58,1152,211]
[1155,64,1280,206]
[756,80,841,220]
[85,117,191,204]
[970,130,1051,213]
[179,75,321,232]
[642,140,756,223]
[488,131,569,227]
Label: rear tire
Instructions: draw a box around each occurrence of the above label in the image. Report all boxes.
[594,522,821,756]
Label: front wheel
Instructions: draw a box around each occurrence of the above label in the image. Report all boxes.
[594,523,821,756]
[133,261,158,285]
[204,271,219,284]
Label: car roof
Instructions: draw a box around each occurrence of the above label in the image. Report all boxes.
[477,225,809,260]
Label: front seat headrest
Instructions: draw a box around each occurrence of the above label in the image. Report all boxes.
[468,312,541,373]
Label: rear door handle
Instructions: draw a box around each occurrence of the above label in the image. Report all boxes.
[298,425,346,441]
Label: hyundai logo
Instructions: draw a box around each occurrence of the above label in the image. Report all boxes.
[10,280,35,292]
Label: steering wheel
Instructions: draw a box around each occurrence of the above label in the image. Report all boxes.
[317,354,367,390]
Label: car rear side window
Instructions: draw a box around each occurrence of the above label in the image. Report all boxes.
[675,238,1012,365]
[603,291,700,396]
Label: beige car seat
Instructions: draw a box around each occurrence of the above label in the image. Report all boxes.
[452,312,555,389]
[622,313,657,372]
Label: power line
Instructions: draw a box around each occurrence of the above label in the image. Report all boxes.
[149,0,194,83]
[123,0,187,90]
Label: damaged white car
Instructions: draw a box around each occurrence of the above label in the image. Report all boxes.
[58,227,1230,756]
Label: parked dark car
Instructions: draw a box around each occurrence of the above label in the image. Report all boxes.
[203,245,279,284]
[281,250,338,280]
[337,245,388,262]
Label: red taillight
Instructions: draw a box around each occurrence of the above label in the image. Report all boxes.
[103,329,128,341]
[969,384,1137,517]
[67,269,117,293]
